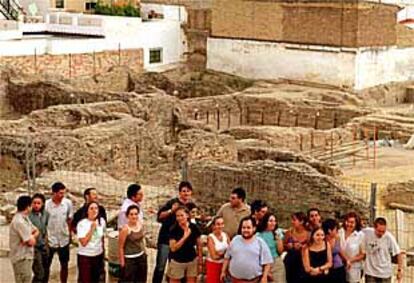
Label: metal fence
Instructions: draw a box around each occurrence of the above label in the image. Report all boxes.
[340,177,414,283]
[0,130,413,282]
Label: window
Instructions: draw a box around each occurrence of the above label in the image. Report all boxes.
[85,2,97,10]
[56,0,64,8]
[149,48,163,64]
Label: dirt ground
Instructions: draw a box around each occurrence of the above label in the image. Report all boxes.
[342,146,414,184]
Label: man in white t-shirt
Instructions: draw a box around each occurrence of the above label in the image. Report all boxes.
[45,182,73,283]
[118,183,144,229]
[363,217,403,283]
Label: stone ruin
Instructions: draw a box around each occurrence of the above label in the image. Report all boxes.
[189,160,368,226]
[5,65,408,224]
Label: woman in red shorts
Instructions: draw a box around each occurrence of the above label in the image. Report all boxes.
[206,216,230,283]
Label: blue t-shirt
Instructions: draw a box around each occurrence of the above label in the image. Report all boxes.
[225,235,273,280]
[258,231,277,258]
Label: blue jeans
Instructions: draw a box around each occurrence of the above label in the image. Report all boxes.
[152,243,170,283]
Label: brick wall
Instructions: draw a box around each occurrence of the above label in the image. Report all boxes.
[0,49,143,78]
[356,4,397,47]
[188,8,211,31]
[211,0,399,48]
[282,3,347,46]
[212,0,283,41]
[396,24,414,48]
[186,9,211,70]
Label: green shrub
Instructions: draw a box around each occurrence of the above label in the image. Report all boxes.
[94,1,140,17]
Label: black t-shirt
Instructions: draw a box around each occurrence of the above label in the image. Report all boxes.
[168,222,201,263]
[157,198,195,245]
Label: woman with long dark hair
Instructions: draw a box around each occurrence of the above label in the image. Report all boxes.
[257,212,284,282]
[302,227,332,283]
[338,212,365,283]
[283,212,309,283]
[76,201,106,283]
[323,219,346,283]
[118,205,147,283]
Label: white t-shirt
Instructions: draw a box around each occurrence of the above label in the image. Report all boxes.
[45,198,73,248]
[77,218,106,256]
[363,227,400,279]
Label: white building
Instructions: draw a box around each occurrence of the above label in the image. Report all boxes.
[0,3,188,70]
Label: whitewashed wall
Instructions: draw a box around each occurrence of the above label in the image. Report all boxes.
[207,38,357,88]
[0,15,186,69]
[207,37,414,90]
[141,3,187,23]
[0,38,47,55]
[355,46,414,89]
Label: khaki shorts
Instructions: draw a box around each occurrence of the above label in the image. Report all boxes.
[167,259,198,279]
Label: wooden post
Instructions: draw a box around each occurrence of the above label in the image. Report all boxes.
[69,53,72,78]
[25,137,31,193]
[277,110,281,126]
[34,48,37,74]
[261,109,264,125]
[136,143,140,170]
[217,107,220,130]
[118,43,121,66]
[333,112,338,128]
[31,138,36,194]
[295,112,299,127]
[314,111,320,129]
[93,50,96,76]
[228,109,231,128]
[206,110,209,124]
[239,108,243,126]
[373,126,377,168]
[194,109,198,121]
[330,131,334,162]
[299,134,303,151]
[352,126,356,167]
[171,109,177,143]
[310,131,314,154]
[364,128,370,161]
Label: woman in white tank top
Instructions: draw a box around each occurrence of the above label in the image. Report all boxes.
[206,216,230,283]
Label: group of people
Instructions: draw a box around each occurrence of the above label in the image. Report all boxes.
[151,184,404,283]
[10,182,109,283]
[9,181,405,283]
